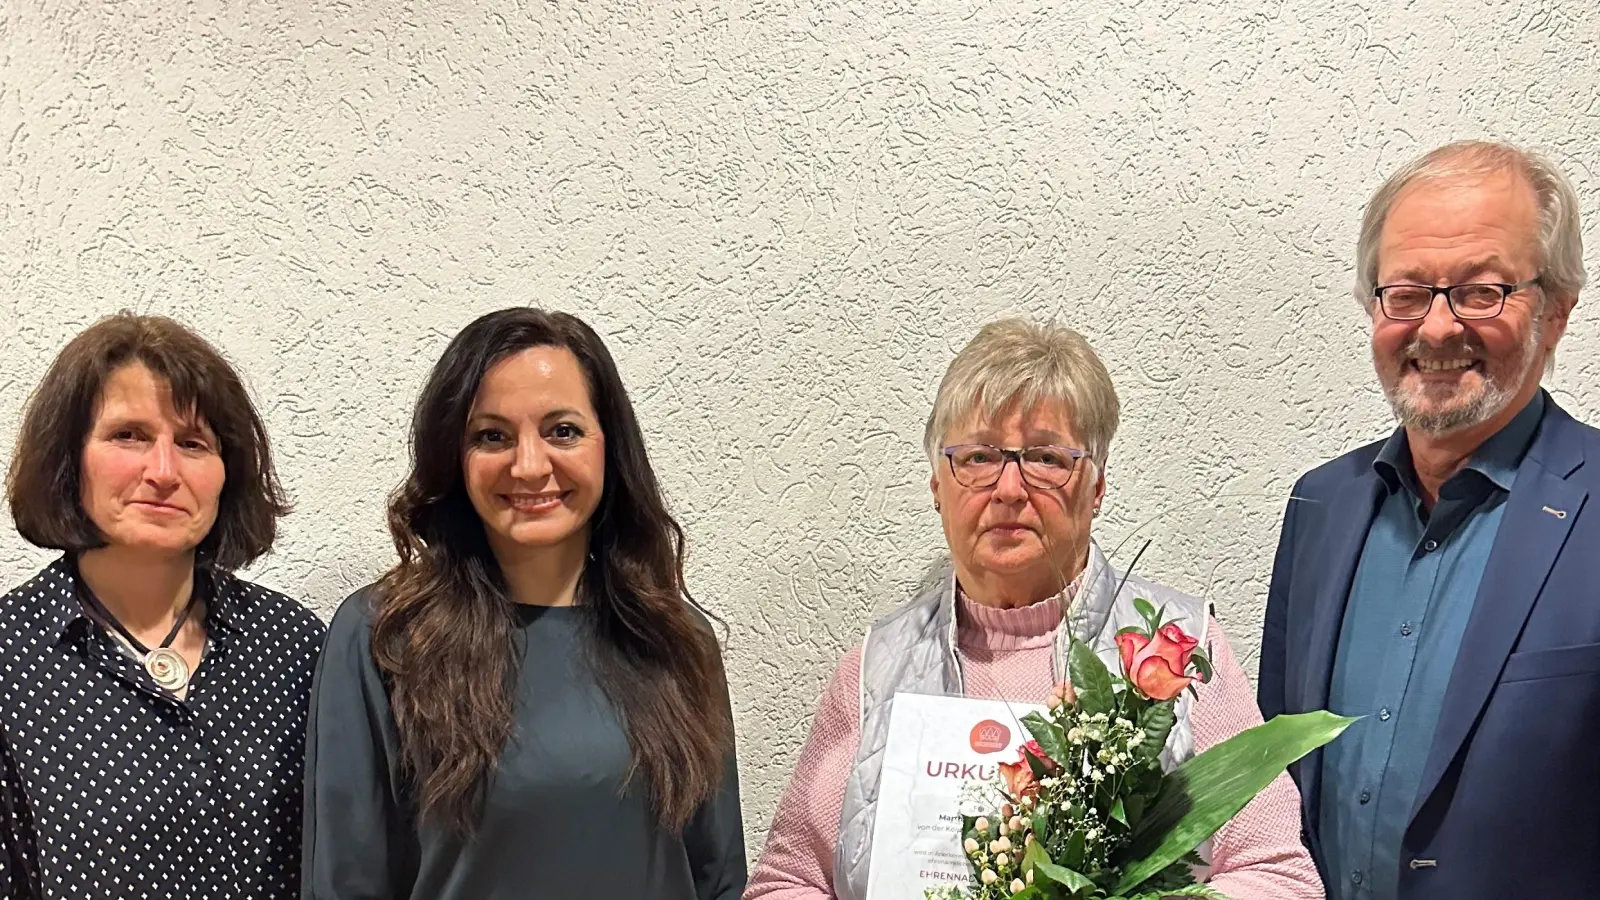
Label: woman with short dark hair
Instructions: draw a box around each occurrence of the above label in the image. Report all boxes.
[0,312,324,900]
[301,307,745,899]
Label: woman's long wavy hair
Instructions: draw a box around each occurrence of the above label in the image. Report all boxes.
[370,307,733,835]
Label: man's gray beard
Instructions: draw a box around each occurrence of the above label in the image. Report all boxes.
[1383,314,1543,437]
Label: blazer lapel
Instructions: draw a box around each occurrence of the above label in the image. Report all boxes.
[1412,406,1589,820]
[1299,470,1386,816]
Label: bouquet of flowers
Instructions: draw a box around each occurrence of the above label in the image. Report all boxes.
[927,598,1351,900]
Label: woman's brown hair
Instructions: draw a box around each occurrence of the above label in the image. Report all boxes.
[371,307,733,834]
[5,312,288,570]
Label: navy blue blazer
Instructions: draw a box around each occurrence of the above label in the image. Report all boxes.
[1259,395,1600,897]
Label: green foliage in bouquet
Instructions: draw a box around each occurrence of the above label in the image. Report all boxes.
[930,600,1353,900]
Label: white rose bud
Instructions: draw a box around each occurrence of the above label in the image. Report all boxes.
[1009,816,1025,833]
[995,852,1010,868]
[1024,832,1035,846]
[981,869,998,885]
[989,839,1003,855]
[963,837,979,854]
[997,836,1013,853]
[1027,869,1035,884]
[975,817,990,833]
[1010,879,1026,894]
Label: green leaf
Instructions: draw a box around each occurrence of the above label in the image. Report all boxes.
[1062,827,1086,870]
[1112,711,1357,895]
[1022,837,1051,873]
[1021,711,1071,769]
[1137,702,1176,755]
[1187,647,1214,683]
[1110,797,1128,828]
[1025,746,1053,781]
[1069,639,1116,715]
[1132,597,1158,629]
[1034,859,1096,894]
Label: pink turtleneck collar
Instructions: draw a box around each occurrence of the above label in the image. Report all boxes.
[955,579,1079,651]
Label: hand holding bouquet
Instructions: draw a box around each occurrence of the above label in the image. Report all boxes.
[929,600,1351,900]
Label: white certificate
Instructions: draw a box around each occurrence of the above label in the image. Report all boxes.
[865,693,1048,900]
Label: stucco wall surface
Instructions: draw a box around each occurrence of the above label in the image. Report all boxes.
[2,0,1598,852]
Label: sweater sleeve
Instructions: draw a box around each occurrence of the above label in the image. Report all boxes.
[743,646,864,900]
[1193,618,1324,900]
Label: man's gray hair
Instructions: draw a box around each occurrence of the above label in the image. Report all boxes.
[1353,140,1588,308]
[923,318,1120,468]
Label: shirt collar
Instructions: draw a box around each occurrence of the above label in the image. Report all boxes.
[1373,390,1546,496]
[40,556,246,642]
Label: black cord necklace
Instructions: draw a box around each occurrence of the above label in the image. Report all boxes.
[75,569,206,694]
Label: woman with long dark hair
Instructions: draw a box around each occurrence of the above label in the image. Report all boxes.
[301,308,745,899]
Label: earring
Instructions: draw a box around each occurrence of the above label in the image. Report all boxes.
[1092,507,1100,518]
[934,501,942,512]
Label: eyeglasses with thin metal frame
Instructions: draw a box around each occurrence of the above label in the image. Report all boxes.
[1372,277,1541,321]
[941,444,1089,490]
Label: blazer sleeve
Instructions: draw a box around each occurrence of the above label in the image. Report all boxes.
[1257,483,1303,722]
[300,592,417,900]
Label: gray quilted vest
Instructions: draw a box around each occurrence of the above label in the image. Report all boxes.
[831,540,1211,900]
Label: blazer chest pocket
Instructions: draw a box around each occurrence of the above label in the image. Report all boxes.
[1501,642,1600,684]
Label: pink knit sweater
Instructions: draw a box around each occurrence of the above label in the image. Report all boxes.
[745,592,1324,900]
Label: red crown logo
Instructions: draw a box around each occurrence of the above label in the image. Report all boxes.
[969,719,1011,754]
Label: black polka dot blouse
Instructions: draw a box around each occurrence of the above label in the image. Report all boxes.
[0,557,325,900]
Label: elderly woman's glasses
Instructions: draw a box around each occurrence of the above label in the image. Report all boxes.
[941,444,1088,490]
[1372,277,1540,321]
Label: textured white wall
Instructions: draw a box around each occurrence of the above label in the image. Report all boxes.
[2,0,1597,852]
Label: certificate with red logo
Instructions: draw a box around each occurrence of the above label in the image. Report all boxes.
[866,693,1046,900]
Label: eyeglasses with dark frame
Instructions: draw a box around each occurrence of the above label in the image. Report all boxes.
[1372,277,1541,321]
[941,444,1089,490]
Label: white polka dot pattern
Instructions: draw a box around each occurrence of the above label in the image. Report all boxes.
[0,558,325,899]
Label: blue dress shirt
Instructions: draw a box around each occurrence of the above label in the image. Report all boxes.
[1319,392,1544,900]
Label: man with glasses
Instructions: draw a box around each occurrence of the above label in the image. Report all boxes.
[1258,140,1595,899]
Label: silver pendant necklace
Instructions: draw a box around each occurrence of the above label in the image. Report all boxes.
[76,568,205,695]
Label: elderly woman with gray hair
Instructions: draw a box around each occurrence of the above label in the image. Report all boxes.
[745,319,1321,900]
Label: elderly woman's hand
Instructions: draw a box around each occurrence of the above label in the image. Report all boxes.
[1047,681,1076,710]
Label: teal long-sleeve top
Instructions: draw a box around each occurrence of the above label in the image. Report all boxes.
[300,587,747,900]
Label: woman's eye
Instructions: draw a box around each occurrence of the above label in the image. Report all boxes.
[473,428,509,446]
[549,423,583,443]
[110,429,141,442]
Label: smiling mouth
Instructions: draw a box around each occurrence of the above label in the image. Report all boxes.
[502,492,568,513]
[1410,358,1479,374]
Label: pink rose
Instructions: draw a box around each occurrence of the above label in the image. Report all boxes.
[1116,623,1203,701]
[998,740,1057,800]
